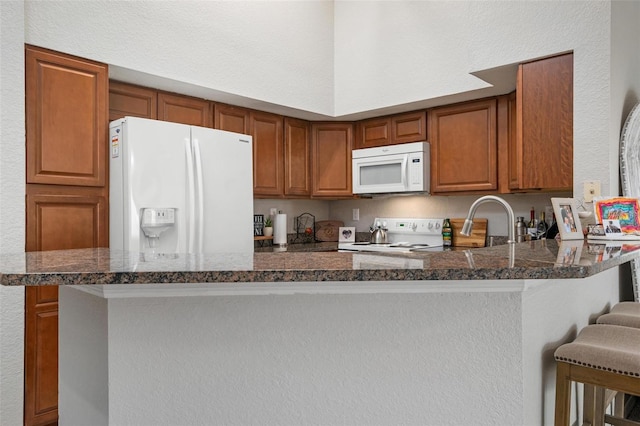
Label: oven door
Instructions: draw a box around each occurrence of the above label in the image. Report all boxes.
[352,153,409,194]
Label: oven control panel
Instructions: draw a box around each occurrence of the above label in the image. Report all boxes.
[375,218,443,235]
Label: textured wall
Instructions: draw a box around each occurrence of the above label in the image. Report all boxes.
[0,1,25,425]
[25,0,335,117]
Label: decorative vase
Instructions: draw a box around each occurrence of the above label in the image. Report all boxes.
[264,227,273,237]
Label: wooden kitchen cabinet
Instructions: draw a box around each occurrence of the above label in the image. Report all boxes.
[109,80,157,121]
[214,103,250,134]
[284,117,312,197]
[311,122,353,197]
[511,53,573,191]
[355,111,426,149]
[26,45,108,188]
[429,98,498,194]
[251,111,284,197]
[25,45,109,426]
[158,92,212,127]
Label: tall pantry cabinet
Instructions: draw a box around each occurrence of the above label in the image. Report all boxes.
[24,45,109,426]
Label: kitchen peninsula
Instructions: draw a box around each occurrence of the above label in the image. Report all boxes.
[1,239,637,425]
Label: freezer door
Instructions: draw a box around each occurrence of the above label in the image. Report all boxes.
[111,117,192,253]
[191,126,254,253]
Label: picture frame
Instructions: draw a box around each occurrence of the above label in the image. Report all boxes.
[338,226,356,243]
[593,196,640,234]
[551,198,584,240]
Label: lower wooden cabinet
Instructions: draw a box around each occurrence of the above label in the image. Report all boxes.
[24,184,108,426]
[311,122,353,197]
[429,98,498,194]
[24,286,59,426]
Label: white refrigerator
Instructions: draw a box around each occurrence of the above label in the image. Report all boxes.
[109,116,254,254]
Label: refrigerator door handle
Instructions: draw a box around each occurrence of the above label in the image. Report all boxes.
[193,137,205,253]
[185,137,197,253]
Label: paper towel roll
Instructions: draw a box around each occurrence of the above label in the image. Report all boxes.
[274,213,287,245]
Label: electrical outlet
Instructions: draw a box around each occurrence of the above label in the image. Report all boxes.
[269,208,277,216]
[583,181,601,202]
[352,208,359,221]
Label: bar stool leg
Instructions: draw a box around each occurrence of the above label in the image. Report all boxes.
[614,392,625,418]
[555,362,573,426]
[584,384,595,426]
[594,386,606,426]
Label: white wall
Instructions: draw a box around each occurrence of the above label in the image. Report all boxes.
[0,1,25,425]
[25,0,336,119]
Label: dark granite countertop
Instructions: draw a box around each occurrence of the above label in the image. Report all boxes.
[1,238,639,286]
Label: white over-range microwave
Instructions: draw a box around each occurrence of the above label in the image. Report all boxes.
[352,141,430,195]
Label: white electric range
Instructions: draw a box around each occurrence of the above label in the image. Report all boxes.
[338,217,445,253]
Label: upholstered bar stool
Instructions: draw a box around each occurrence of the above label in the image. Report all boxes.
[554,324,640,426]
[588,302,640,424]
[597,302,640,328]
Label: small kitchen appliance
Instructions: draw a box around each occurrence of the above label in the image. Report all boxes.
[352,142,429,195]
[338,217,444,253]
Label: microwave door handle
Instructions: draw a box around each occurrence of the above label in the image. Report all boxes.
[401,156,409,187]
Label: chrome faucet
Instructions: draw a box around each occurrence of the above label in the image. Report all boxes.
[461,195,516,244]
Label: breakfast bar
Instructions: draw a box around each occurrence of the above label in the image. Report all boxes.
[2,239,638,425]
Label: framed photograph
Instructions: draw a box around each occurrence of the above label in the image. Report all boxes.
[338,226,356,243]
[551,198,584,240]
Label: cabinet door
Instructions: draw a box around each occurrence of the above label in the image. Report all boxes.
[355,117,390,149]
[157,92,212,127]
[430,98,498,193]
[26,186,108,252]
[24,185,108,426]
[514,53,573,191]
[391,111,427,144]
[24,286,58,426]
[109,80,157,121]
[214,103,250,134]
[251,111,284,197]
[284,118,311,197]
[311,123,353,197]
[26,45,108,187]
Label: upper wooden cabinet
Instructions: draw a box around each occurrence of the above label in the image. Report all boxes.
[26,45,108,187]
[251,111,284,197]
[284,118,311,197]
[512,53,573,191]
[355,111,426,149]
[429,98,498,194]
[157,92,212,127]
[214,103,250,134]
[311,123,353,197]
[109,81,157,121]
